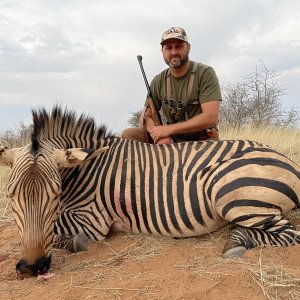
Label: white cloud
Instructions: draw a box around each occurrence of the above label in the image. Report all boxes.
[0,0,300,131]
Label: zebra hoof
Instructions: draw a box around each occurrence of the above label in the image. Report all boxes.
[223,246,246,258]
[72,233,91,252]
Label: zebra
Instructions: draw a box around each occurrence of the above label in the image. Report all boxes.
[0,106,300,276]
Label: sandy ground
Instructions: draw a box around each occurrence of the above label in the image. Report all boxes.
[1,219,300,300]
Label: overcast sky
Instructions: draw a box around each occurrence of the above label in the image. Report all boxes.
[1,0,299,132]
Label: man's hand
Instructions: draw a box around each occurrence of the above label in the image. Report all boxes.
[150,125,173,144]
[156,137,173,144]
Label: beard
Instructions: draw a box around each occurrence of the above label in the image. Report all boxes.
[164,54,189,68]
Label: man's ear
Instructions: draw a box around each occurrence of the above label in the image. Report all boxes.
[52,146,109,168]
[0,146,21,168]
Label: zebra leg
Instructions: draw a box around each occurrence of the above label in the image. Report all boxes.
[52,233,91,253]
[223,216,300,257]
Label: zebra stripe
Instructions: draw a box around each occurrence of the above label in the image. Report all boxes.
[2,107,300,275]
[55,137,300,241]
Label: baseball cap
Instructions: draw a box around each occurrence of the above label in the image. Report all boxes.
[160,27,188,45]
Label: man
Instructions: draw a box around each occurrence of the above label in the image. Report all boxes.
[122,26,222,144]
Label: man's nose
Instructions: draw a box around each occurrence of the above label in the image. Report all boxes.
[170,48,178,55]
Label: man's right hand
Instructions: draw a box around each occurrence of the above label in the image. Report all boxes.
[144,110,173,144]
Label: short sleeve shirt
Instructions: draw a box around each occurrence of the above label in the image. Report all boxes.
[145,61,222,124]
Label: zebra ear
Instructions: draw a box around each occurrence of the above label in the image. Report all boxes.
[53,146,109,168]
[0,146,20,168]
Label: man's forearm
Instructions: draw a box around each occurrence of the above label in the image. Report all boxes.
[167,113,218,135]
[167,100,220,135]
[144,116,156,133]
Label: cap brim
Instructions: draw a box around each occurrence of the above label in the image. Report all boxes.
[160,37,188,45]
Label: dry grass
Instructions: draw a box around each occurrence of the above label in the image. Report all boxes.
[240,251,300,300]
[51,234,165,299]
[68,234,166,273]
[1,126,300,299]
[0,167,12,225]
[174,234,300,300]
[220,125,300,163]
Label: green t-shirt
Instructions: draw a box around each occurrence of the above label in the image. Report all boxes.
[145,60,221,125]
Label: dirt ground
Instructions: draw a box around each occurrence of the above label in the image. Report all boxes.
[1,219,300,300]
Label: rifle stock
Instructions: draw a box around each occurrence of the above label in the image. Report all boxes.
[147,96,162,126]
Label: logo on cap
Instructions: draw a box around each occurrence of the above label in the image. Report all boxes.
[161,27,188,45]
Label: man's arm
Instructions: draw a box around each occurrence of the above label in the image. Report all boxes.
[143,108,173,144]
[150,100,220,143]
[143,107,155,131]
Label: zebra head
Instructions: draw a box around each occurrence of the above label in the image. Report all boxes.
[0,144,108,276]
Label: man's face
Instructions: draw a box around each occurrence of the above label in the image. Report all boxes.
[161,39,190,68]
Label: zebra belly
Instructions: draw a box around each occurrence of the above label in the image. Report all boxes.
[112,191,229,238]
[112,216,229,238]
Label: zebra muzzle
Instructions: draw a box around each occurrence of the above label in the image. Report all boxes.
[16,255,52,276]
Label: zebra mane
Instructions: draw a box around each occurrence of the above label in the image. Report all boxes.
[31,105,114,152]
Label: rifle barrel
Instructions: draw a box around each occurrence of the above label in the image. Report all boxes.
[137,55,152,97]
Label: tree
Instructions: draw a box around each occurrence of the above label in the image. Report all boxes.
[0,122,33,147]
[220,60,299,129]
[128,60,299,130]
[127,109,143,128]
[220,81,251,130]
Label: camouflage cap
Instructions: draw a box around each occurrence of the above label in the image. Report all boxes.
[160,27,188,45]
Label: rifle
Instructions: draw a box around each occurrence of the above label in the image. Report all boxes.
[137,55,162,126]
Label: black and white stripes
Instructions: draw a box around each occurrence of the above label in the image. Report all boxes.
[56,135,300,249]
[2,106,300,275]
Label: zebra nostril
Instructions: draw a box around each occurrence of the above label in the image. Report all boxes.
[16,259,33,275]
[36,255,52,275]
[15,256,52,275]
[16,259,26,271]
